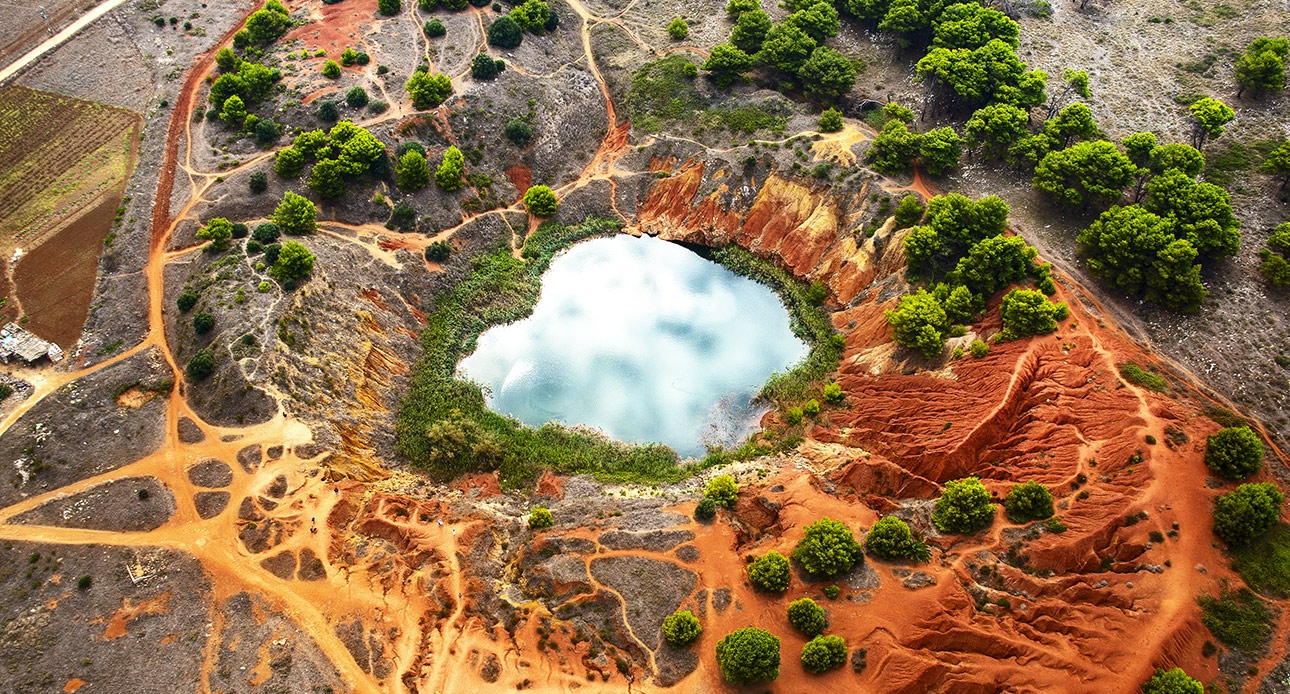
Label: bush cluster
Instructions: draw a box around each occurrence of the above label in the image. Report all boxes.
[747,551,790,592]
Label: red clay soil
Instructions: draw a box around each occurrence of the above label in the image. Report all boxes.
[627,161,1265,691]
[504,165,531,196]
[282,0,379,57]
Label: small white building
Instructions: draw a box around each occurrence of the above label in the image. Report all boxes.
[0,323,63,364]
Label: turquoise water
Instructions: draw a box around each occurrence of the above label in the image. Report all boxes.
[457,234,808,458]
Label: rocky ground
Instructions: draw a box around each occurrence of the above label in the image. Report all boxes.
[0,0,1287,691]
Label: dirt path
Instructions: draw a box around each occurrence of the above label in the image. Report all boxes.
[0,0,130,85]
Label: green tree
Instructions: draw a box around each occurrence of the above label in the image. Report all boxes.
[786,598,826,636]
[272,191,318,235]
[254,118,280,145]
[270,240,316,284]
[730,9,772,54]
[424,19,447,37]
[193,311,214,334]
[799,635,847,674]
[208,73,245,110]
[715,628,780,684]
[378,0,402,14]
[1122,131,1159,169]
[1141,668,1204,694]
[886,289,947,359]
[1142,170,1241,260]
[1235,37,1288,98]
[727,0,759,16]
[346,86,369,108]
[316,99,339,122]
[1260,248,1290,287]
[932,3,1018,50]
[1077,205,1207,311]
[798,46,856,101]
[341,48,358,67]
[1188,97,1235,149]
[1000,288,1066,339]
[668,17,689,39]
[322,60,341,79]
[276,147,305,178]
[307,159,346,199]
[702,43,755,88]
[1033,140,1134,207]
[818,107,843,132]
[219,95,247,128]
[1205,426,1265,480]
[1214,483,1284,546]
[1150,143,1206,177]
[529,506,554,528]
[435,146,466,191]
[1004,481,1054,522]
[252,223,281,244]
[396,150,431,191]
[792,517,862,577]
[249,171,268,193]
[505,118,534,146]
[186,349,215,380]
[865,516,917,560]
[893,194,925,228]
[471,53,503,80]
[704,474,739,507]
[215,47,240,73]
[694,497,717,520]
[406,71,453,110]
[417,409,502,478]
[1260,141,1290,189]
[919,126,963,175]
[488,16,523,48]
[245,8,290,45]
[785,1,839,42]
[177,288,199,312]
[510,0,551,32]
[662,610,702,647]
[877,0,927,48]
[196,217,233,251]
[757,23,816,75]
[916,40,1047,109]
[932,477,996,533]
[523,184,558,216]
[748,551,791,592]
[867,120,922,174]
[950,234,1033,297]
[964,103,1029,159]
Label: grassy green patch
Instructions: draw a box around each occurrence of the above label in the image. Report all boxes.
[1204,405,1248,429]
[1198,584,1275,654]
[1118,362,1167,392]
[1232,523,1290,598]
[626,56,787,136]
[712,245,844,404]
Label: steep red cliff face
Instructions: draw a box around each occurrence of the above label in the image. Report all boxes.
[630,158,1252,692]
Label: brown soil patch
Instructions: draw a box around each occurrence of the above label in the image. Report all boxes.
[114,386,158,408]
[284,0,379,56]
[14,191,122,348]
[99,592,171,641]
[61,678,86,694]
[505,165,532,195]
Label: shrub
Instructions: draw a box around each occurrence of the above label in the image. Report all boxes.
[715,628,780,684]
[865,516,917,560]
[818,107,843,132]
[270,241,316,284]
[662,609,702,647]
[886,289,947,359]
[523,185,558,217]
[785,406,803,424]
[510,0,551,32]
[322,60,341,79]
[369,99,389,114]
[249,171,268,193]
[1119,363,1167,391]
[822,382,843,404]
[471,53,504,80]
[316,99,339,122]
[274,147,305,177]
[787,597,826,636]
[529,506,554,528]
[488,15,523,48]
[195,217,233,252]
[388,203,417,231]
[823,584,840,599]
[932,477,996,534]
[186,349,215,380]
[505,118,534,146]
[272,192,317,235]
[1198,584,1274,654]
[1141,668,1203,694]
[694,497,717,521]
[1000,288,1065,340]
[1004,481,1054,523]
[800,635,847,674]
[76,575,92,590]
[969,339,989,358]
[378,0,402,14]
[406,71,453,110]
[704,474,739,507]
[177,288,200,312]
[793,517,861,577]
[803,399,820,416]
[1214,483,1284,546]
[252,223,281,244]
[1231,523,1290,598]
[424,241,452,262]
[748,551,790,592]
[893,194,925,228]
[396,150,431,191]
[424,19,447,37]
[1205,426,1264,480]
[258,281,271,292]
[193,312,215,335]
[668,17,689,39]
[346,86,369,108]
[435,146,466,191]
